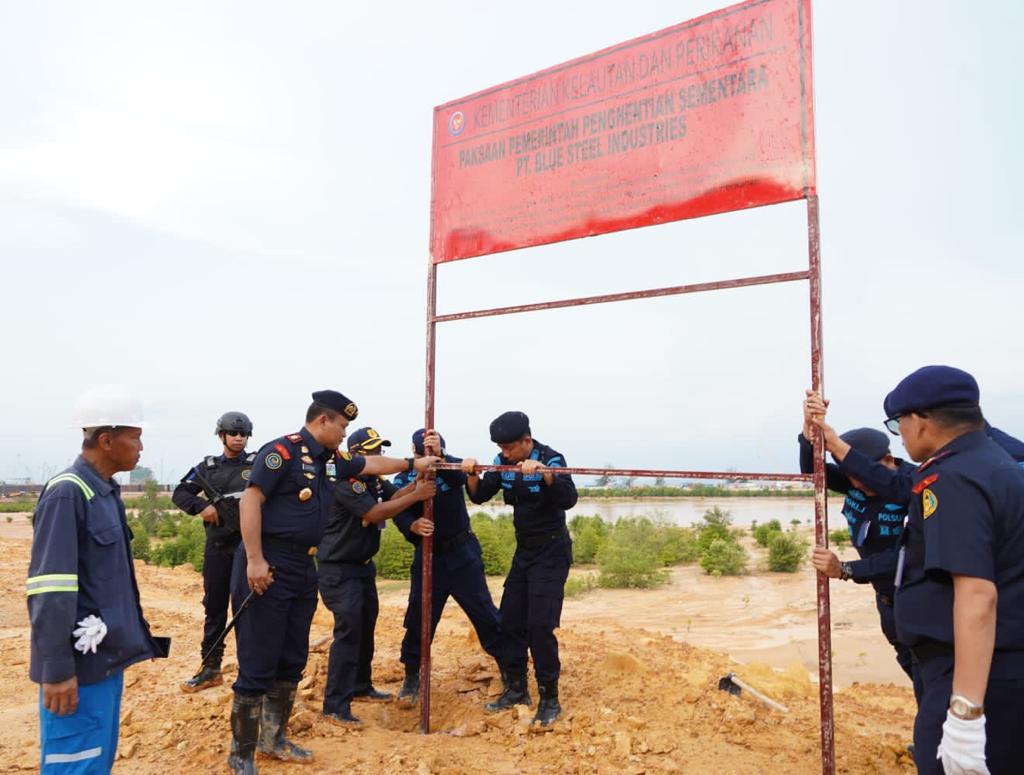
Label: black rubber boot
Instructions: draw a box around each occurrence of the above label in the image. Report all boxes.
[484,672,532,713]
[257,681,313,763]
[532,681,562,728]
[181,664,223,693]
[227,693,261,774]
[397,666,420,705]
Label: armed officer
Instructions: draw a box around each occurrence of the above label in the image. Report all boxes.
[393,429,502,705]
[885,366,1024,775]
[226,392,439,774]
[318,427,436,726]
[173,411,255,693]
[463,411,577,728]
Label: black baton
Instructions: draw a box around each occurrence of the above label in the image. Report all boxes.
[200,566,273,669]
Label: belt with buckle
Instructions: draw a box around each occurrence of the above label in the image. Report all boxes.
[435,530,471,554]
[262,535,318,557]
[516,527,569,550]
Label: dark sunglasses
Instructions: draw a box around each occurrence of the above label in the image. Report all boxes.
[225,431,250,438]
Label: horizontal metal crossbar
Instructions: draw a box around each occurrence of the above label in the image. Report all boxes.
[433,270,810,323]
[433,461,812,483]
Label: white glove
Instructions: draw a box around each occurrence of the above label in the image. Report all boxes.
[937,711,989,775]
[72,615,108,655]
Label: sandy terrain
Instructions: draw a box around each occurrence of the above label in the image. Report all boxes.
[0,521,914,773]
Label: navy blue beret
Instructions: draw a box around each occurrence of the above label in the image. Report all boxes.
[412,428,445,456]
[838,427,890,461]
[883,366,979,419]
[311,389,359,420]
[489,411,531,444]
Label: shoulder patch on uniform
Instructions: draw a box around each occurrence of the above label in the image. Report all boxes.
[273,442,292,461]
[922,488,938,518]
[265,452,283,471]
[286,433,303,443]
[912,473,938,495]
[351,479,367,494]
[337,450,352,461]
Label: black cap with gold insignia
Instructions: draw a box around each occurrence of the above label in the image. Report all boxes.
[490,411,531,444]
[347,427,392,454]
[312,389,359,421]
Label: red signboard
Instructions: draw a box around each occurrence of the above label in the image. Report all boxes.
[430,0,815,263]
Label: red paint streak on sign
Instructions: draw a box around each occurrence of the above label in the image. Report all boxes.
[430,0,815,264]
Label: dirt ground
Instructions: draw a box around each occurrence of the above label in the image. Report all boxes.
[0,521,915,774]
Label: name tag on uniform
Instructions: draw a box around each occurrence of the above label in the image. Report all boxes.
[326,461,336,478]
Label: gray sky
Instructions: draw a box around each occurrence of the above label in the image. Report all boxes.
[1,0,1021,484]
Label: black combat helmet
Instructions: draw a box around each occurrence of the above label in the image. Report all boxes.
[215,411,253,437]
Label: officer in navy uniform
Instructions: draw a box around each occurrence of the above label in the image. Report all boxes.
[173,411,256,693]
[804,390,1024,504]
[884,366,1024,775]
[318,427,437,726]
[463,411,577,727]
[227,392,439,774]
[392,429,502,704]
[797,414,916,685]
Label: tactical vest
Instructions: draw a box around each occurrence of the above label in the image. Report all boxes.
[199,452,256,540]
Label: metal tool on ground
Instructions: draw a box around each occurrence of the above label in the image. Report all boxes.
[200,568,272,670]
[718,672,790,713]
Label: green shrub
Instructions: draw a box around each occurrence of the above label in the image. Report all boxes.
[564,573,597,598]
[375,524,414,579]
[131,525,151,562]
[828,528,849,547]
[696,507,733,553]
[752,519,783,547]
[699,538,748,576]
[767,531,810,573]
[150,517,206,571]
[471,512,515,576]
[568,514,608,564]
[597,518,670,588]
[656,524,699,565]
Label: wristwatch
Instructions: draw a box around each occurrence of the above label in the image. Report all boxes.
[839,561,853,581]
[405,457,415,473]
[949,694,984,720]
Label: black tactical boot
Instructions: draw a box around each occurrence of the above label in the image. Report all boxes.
[322,703,362,727]
[532,681,562,728]
[353,686,392,702]
[484,672,532,713]
[397,666,420,705]
[257,681,313,763]
[227,693,261,775]
[181,664,223,693]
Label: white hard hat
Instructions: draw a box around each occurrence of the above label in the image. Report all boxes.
[71,385,146,429]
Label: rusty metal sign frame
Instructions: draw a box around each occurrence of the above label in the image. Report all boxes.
[419,4,833,775]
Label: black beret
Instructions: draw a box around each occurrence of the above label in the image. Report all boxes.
[883,366,979,419]
[489,411,530,444]
[311,389,359,421]
[837,428,890,461]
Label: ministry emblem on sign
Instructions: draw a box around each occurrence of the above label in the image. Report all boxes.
[448,111,465,136]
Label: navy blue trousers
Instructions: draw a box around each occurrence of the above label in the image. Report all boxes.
[499,535,572,683]
[913,652,1024,775]
[874,591,920,701]
[231,549,318,696]
[200,534,239,665]
[318,562,378,713]
[400,540,501,670]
